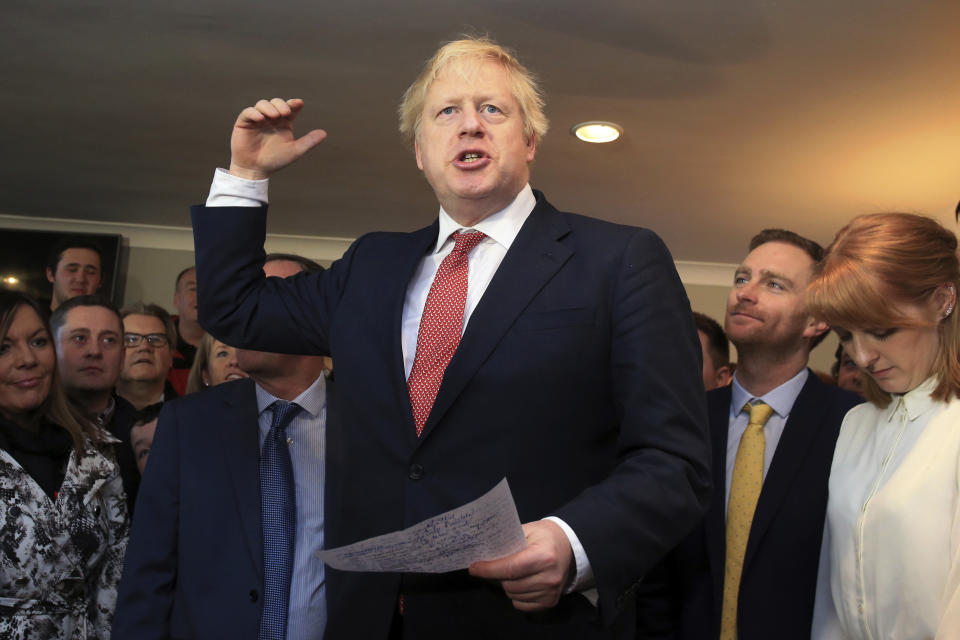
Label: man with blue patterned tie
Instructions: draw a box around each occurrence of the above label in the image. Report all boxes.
[113,255,331,640]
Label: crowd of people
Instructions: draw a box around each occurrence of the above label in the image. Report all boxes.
[1,35,958,640]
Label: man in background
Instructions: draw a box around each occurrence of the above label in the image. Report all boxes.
[167,266,204,396]
[46,239,103,311]
[116,302,177,410]
[115,255,330,640]
[637,229,861,639]
[50,294,141,511]
[694,311,733,390]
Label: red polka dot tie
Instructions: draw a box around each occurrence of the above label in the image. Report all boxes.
[407,230,487,436]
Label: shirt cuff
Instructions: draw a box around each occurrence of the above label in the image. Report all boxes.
[206,167,269,207]
[543,516,595,593]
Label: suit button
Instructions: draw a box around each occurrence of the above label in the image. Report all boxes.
[9,506,21,517]
[408,464,424,480]
[249,589,259,603]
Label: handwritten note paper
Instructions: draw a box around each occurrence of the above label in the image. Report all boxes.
[317,478,527,573]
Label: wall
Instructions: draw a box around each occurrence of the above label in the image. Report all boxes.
[2,212,838,376]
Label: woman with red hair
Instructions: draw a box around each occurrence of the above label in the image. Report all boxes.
[808,213,960,638]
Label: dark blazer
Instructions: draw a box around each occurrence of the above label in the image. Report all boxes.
[190,191,712,639]
[636,372,861,639]
[113,377,335,639]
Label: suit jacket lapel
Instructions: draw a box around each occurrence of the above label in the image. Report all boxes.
[705,386,732,610]
[743,371,827,568]
[417,197,573,441]
[218,379,265,577]
[392,223,440,446]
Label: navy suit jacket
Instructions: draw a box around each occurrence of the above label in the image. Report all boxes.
[636,372,861,639]
[113,377,336,639]
[190,191,712,639]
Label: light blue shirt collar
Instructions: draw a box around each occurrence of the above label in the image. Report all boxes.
[434,184,536,253]
[730,367,809,420]
[255,374,327,419]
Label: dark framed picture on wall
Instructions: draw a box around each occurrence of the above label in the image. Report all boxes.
[0,228,124,309]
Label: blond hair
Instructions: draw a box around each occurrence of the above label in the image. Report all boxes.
[807,213,960,407]
[398,36,548,147]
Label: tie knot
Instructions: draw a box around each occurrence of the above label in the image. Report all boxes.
[743,401,774,427]
[450,230,486,255]
[270,400,302,432]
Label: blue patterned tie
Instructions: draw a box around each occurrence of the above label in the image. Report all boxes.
[260,400,301,640]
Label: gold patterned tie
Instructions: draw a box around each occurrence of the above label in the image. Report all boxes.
[720,401,774,640]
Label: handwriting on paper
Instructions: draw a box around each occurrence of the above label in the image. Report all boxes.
[317,478,527,573]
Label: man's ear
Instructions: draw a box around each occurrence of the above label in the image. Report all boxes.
[525,135,537,163]
[46,268,55,284]
[716,365,733,388]
[415,140,423,171]
[803,317,829,340]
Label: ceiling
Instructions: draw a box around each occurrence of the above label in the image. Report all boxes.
[3,0,959,264]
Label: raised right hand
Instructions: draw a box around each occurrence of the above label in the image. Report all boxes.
[228,98,327,180]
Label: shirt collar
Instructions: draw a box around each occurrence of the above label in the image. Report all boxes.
[255,374,327,419]
[434,184,536,254]
[884,375,939,423]
[730,367,810,419]
[96,395,116,427]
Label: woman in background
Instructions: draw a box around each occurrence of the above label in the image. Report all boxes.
[808,213,960,638]
[184,333,247,395]
[0,291,128,639]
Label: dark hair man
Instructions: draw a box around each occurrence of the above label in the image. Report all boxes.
[46,240,103,311]
[115,256,330,639]
[186,36,709,638]
[694,311,733,390]
[637,229,861,639]
[50,294,142,512]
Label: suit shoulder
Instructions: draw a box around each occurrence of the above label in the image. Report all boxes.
[802,372,864,414]
[162,378,255,413]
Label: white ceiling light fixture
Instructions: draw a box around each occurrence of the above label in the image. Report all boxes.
[571,121,623,143]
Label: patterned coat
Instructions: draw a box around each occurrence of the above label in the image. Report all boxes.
[0,436,129,639]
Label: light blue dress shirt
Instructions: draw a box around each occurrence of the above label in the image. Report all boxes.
[256,374,327,640]
[725,368,808,517]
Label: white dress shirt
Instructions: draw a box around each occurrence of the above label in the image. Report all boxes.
[208,170,593,592]
[811,377,960,639]
[256,374,327,640]
[726,368,809,516]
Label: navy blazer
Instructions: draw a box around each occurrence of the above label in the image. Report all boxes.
[190,191,712,639]
[636,372,861,639]
[113,377,336,639]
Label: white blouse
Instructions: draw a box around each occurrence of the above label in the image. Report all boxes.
[812,377,960,639]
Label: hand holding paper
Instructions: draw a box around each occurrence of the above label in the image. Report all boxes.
[469,519,574,611]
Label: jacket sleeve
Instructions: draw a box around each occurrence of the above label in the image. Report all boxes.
[192,205,353,356]
[553,228,712,625]
[112,402,181,639]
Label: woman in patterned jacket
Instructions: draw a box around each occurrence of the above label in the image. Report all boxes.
[0,291,128,639]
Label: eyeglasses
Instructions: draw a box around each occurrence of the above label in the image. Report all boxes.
[123,333,169,348]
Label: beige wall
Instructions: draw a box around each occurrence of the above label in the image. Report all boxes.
[119,244,838,376]
[122,247,196,312]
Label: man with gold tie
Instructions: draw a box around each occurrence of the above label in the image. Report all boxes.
[636,229,861,639]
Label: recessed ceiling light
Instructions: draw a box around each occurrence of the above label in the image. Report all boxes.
[2,276,18,285]
[571,121,623,143]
